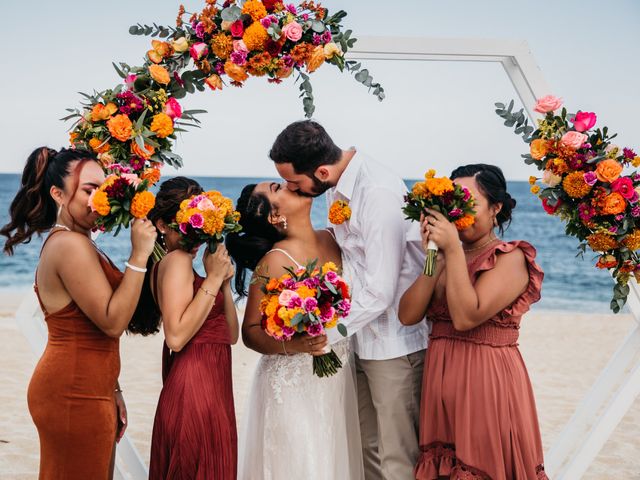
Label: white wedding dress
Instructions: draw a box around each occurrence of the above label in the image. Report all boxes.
[238,250,364,480]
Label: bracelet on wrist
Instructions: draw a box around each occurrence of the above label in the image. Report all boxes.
[124,261,147,273]
[199,286,217,303]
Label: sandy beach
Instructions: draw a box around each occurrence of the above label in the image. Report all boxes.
[1,289,639,479]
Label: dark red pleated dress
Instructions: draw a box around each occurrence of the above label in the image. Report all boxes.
[149,270,237,480]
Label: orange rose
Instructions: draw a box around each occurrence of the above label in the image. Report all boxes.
[89,137,110,154]
[601,192,626,215]
[306,45,325,73]
[529,138,548,160]
[130,191,156,219]
[107,114,133,142]
[205,74,223,90]
[224,60,249,83]
[91,102,118,122]
[141,168,161,186]
[150,112,174,138]
[131,142,155,159]
[147,40,172,63]
[149,64,171,85]
[69,132,79,145]
[596,159,623,183]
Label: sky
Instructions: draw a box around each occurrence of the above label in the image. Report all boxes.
[1,0,638,180]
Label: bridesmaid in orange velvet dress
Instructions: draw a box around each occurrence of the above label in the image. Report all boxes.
[0,147,157,479]
[400,164,548,480]
[147,177,238,479]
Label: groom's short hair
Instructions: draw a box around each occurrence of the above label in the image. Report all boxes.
[269,120,342,175]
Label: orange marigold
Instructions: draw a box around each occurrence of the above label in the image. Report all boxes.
[562,171,592,199]
[203,210,226,235]
[454,214,475,231]
[246,52,274,76]
[328,200,351,225]
[69,132,79,145]
[290,43,314,64]
[587,232,618,252]
[130,191,156,219]
[107,114,133,142]
[131,142,155,159]
[425,177,454,196]
[307,45,325,73]
[89,137,110,154]
[243,22,268,51]
[91,102,118,122]
[149,64,171,85]
[622,229,640,251]
[601,192,626,215]
[141,168,161,186]
[224,60,249,82]
[91,190,111,216]
[211,33,234,59]
[150,112,174,138]
[242,0,268,21]
[412,181,429,198]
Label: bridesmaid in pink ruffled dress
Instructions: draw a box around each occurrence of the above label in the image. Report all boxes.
[400,164,548,480]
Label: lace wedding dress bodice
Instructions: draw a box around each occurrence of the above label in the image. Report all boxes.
[238,339,364,480]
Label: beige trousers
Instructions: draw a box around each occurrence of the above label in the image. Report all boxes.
[356,350,425,480]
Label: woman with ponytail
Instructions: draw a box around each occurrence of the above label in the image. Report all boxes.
[145,177,238,479]
[0,147,157,480]
[399,164,548,479]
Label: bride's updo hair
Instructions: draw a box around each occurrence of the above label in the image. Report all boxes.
[226,184,286,296]
[450,163,516,235]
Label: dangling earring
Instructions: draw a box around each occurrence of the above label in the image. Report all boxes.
[281,217,288,230]
[159,232,166,249]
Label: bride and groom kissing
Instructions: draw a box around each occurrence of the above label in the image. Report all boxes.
[227,119,427,479]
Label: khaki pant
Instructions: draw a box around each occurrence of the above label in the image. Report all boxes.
[356,350,425,480]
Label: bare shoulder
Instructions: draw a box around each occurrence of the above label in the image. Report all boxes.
[158,249,194,278]
[316,229,341,263]
[45,231,98,262]
[494,246,527,274]
[256,250,293,279]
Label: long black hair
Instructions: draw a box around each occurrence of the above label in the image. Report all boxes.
[1,147,99,255]
[225,184,286,296]
[450,163,516,235]
[128,176,204,335]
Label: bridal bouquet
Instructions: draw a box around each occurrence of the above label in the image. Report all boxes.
[403,170,476,275]
[497,95,640,312]
[258,260,350,377]
[171,190,242,253]
[88,163,161,234]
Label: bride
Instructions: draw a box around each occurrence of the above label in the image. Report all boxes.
[226,181,364,480]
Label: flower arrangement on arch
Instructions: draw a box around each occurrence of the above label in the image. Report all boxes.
[403,170,476,276]
[496,95,640,312]
[257,259,350,377]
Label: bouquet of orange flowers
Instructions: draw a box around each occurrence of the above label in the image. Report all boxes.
[403,170,476,275]
[497,95,640,312]
[258,260,350,377]
[171,190,242,253]
[88,163,161,235]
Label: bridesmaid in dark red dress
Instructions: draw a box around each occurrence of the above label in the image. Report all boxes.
[147,177,238,479]
[400,164,548,480]
[0,147,157,479]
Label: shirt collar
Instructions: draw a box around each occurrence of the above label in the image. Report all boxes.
[334,148,362,201]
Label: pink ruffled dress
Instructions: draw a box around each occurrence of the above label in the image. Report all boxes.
[415,241,548,480]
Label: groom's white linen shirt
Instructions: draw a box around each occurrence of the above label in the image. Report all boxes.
[327,149,429,360]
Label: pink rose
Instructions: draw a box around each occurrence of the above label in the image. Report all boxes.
[572,111,597,132]
[164,98,182,120]
[196,197,215,211]
[188,194,206,208]
[534,95,563,113]
[611,177,635,200]
[189,213,204,229]
[233,40,249,53]
[189,42,209,61]
[230,20,244,38]
[282,22,303,42]
[278,289,296,306]
[561,131,588,149]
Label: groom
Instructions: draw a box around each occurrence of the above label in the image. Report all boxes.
[269,120,428,479]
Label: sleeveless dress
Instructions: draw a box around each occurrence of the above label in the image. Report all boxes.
[28,230,124,480]
[149,269,237,479]
[415,241,548,480]
[238,249,364,480]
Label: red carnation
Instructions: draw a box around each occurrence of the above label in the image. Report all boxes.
[265,39,282,56]
[262,0,282,12]
[542,197,562,215]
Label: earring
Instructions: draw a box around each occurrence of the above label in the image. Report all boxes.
[57,204,63,217]
[282,217,288,230]
[159,232,166,249]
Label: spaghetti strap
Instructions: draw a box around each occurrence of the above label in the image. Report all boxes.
[266,248,304,270]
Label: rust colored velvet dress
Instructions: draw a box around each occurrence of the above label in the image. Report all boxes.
[415,241,548,480]
[28,235,123,480]
[149,272,237,480]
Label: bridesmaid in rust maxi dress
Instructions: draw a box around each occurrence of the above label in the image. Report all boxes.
[0,147,157,480]
[399,164,548,480]
[147,177,238,479]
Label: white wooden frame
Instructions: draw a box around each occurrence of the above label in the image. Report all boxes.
[13,36,639,479]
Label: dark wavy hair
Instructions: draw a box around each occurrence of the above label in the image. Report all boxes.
[1,147,99,255]
[269,120,342,176]
[128,176,204,335]
[226,184,286,296]
[450,163,516,235]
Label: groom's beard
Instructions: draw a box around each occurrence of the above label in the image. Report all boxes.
[296,175,333,198]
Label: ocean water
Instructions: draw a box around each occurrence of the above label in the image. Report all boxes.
[0,173,615,312]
